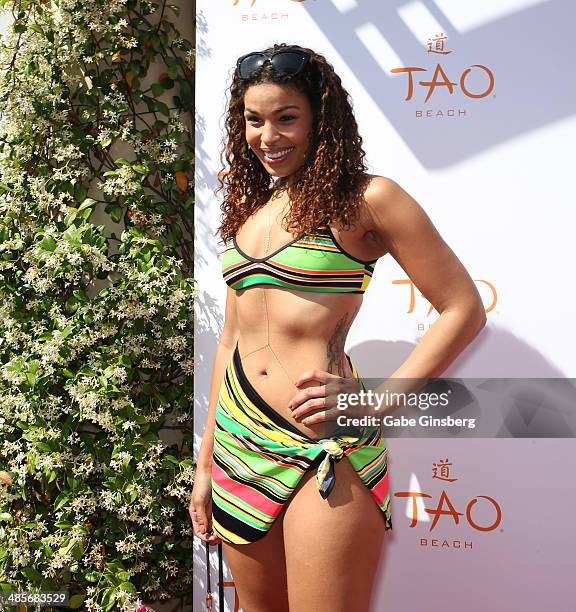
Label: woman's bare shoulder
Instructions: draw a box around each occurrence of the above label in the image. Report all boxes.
[361,175,413,232]
[360,174,441,255]
[363,174,403,207]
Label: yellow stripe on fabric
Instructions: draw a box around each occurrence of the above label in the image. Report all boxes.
[218,389,279,442]
[217,381,268,441]
[219,364,300,446]
[295,241,340,253]
[214,439,294,497]
[212,520,252,545]
[352,448,388,481]
[228,365,309,446]
[360,272,372,292]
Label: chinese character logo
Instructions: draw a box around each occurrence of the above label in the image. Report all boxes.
[427,33,452,55]
[432,458,458,482]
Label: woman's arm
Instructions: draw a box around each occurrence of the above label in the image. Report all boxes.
[365,177,486,394]
[190,286,239,543]
[196,286,240,471]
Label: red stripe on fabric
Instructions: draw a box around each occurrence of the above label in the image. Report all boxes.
[212,463,282,517]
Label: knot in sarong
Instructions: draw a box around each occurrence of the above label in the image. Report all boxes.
[315,437,357,500]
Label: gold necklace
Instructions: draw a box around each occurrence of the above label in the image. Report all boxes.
[263,194,287,256]
[256,197,299,388]
[263,203,272,256]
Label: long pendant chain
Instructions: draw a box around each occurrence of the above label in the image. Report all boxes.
[261,292,298,388]
[261,201,298,389]
[263,203,272,256]
[239,198,299,390]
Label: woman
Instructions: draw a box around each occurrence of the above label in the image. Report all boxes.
[190,44,486,612]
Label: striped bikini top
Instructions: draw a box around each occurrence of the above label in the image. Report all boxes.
[222,225,377,294]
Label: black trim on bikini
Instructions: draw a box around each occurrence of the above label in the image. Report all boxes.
[325,225,379,266]
[232,226,378,267]
[232,233,304,263]
[233,343,315,440]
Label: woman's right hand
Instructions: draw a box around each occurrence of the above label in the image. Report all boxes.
[189,466,221,545]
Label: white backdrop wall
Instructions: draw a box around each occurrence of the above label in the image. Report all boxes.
[194,1,576,610]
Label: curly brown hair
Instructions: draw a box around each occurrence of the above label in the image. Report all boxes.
[216,43,370,245]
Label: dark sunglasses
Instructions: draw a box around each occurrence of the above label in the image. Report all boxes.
[235,48,310,80]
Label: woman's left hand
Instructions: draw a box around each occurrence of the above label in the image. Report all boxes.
[288,369,362,426]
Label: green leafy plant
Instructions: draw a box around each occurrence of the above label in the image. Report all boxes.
[0,0,195,609]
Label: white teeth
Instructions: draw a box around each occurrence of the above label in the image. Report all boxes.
[263,147,294,160]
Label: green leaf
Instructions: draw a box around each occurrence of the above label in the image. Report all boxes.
[78,198,97,212]
[21,567,43,581]
[40,236,57,251]
[0,513,13,522]
[76,185,88,201]
[54,491,70,511]
[26,361,40,386]
[65,296,79,314]
[132,164,149,175]
[119,581,136,594]
[106,560,128,573]
[100,587,116,611]
[64,208,79,226]
[151,83,164,96]
[180,80,192,106]
[85,571,100,582]
[69,594,85,609]
[71,541,84,560]
[54,520,73,529]
[155,100,170,116]
[109,204,123,223]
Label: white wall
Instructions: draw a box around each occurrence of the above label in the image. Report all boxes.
[194,1,576,610]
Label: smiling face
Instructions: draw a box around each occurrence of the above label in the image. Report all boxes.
[243,82,314,179]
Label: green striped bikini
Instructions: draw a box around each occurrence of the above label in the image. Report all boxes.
[222,225,376,293]
[212,225,392,544]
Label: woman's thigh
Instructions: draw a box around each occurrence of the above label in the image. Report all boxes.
[283,456,386,612]
[222,511,289,612]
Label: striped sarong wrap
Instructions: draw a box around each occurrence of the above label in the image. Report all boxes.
[211,343,393,545]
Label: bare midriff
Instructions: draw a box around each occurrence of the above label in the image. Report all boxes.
[234,284,362,440]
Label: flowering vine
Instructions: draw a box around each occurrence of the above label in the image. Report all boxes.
[0,0,195,609]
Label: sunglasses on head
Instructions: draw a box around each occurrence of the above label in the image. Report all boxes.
[235,47,311,80]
